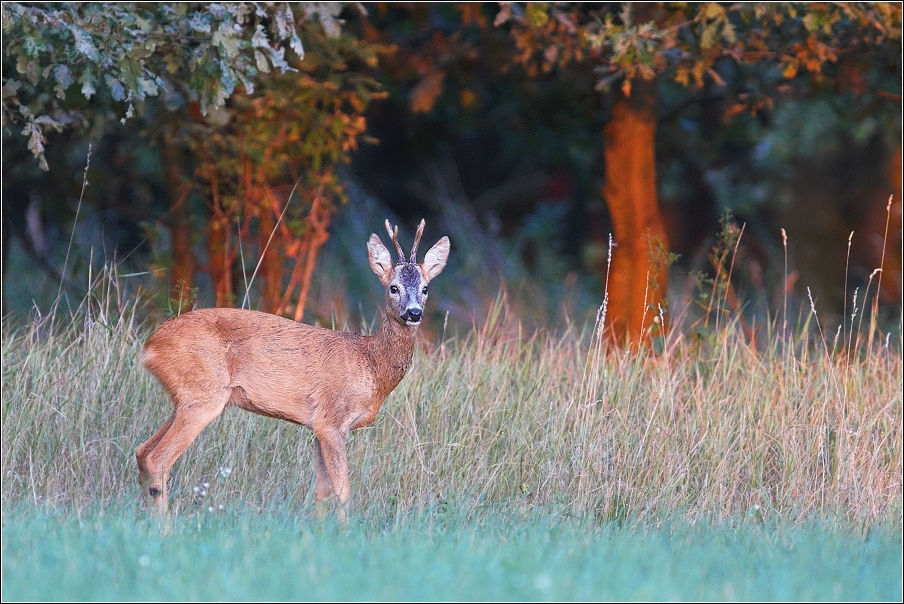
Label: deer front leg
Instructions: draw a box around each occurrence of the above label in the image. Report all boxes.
[313,430,350,522]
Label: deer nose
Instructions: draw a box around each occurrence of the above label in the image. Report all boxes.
[404,308,422,323]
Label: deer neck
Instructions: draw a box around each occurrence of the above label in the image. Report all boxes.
[366,310,417,398]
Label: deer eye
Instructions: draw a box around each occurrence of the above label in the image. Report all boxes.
[390,285,400,295]
[422,286,428,295]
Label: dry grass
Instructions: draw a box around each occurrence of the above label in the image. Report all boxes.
[2,265,900,526]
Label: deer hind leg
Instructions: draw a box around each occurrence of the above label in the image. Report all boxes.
[313,430,350,522]
[137,412,176,509]
[136,390,229,513]
[312,438,332,520]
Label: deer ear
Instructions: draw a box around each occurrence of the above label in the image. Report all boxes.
[421,236,450,281]
[368,234,393,283]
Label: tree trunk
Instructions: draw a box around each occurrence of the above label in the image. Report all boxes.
[291,189,331,322]
[878,143,902,303]
[160,130,194,313]
[273,182,332,322]
[601,76,669,346]
[206,165,234,308]
[257,184,291,313]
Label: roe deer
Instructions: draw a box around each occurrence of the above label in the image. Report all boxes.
[136,219,450,518]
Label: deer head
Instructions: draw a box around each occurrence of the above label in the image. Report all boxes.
[367,219,450,326]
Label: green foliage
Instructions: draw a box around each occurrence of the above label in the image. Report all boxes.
[2,2,344,169]
[645,232,679,297]
[4,2,897,322]
[186,22,384,213]
[497,2,902,102]
[689,211,743,333]
[165,280,199,318]
[2,2,389,317]
[167,19,386,314]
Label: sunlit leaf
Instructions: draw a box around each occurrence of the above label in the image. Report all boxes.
[52,64,72,99]
[525,3,550,28]
[71,26,100,61]
[105,74,126,101]
[782,62,798,79]
[703,3,724,20]
[409,69,445,113]
[1,78,21,99]
[254,50,270,73]
[22,120,47,168]
[189,10,211,33]
[137,76,158,97]
[80,79,95,99]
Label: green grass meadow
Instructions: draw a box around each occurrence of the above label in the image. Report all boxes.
[3,506,900,601]
[2,268,902,600]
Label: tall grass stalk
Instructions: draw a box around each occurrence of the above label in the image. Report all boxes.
[2,270,900,525]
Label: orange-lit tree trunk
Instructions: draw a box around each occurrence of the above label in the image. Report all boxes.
[878,144,902,303]
[160,129,194,312]
[291,189,331,322]
[257,184,292,313]
[274,181,332,322]
[601,76,669,346]
[206,166,234,308]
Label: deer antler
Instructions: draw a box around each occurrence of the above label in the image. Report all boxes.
[409,219,425,263]
[384,219,406,264]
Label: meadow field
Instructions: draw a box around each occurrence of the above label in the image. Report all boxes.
[2,269,901,600]
[3,506,899,601]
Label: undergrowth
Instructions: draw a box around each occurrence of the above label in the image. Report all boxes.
[1,265,900,526]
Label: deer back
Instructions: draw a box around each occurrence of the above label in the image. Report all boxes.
[142,308,377,427]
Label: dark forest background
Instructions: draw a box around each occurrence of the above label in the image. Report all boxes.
[3,2,901,344]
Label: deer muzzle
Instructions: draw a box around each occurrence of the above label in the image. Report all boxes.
[403,307,423,325]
